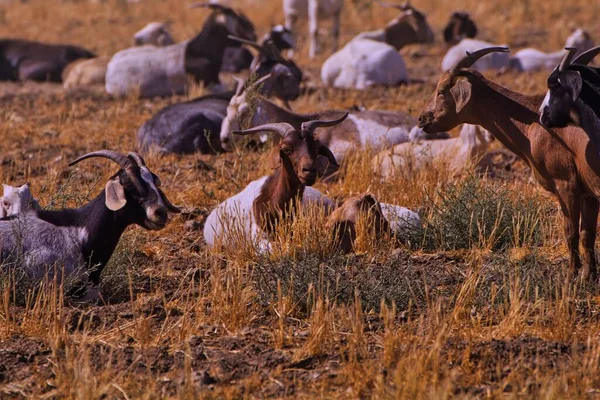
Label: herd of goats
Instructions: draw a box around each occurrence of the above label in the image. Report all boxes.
[1,0,600,299]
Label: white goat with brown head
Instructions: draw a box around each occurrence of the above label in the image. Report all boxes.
[204,116,344,252]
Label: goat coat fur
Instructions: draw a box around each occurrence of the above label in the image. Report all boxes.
[203,176,334,252]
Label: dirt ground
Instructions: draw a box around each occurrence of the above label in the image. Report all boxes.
[2,0,600,398]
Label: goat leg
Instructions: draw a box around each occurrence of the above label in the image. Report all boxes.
[331,11,341,52]
[580,196,599,281]
[308,0,320,58]
[558,186,582,278]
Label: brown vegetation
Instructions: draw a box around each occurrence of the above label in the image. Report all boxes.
[1,0,600,398]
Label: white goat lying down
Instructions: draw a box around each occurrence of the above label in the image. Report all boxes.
[204,118,344,252]
[0,183,40,217]
[328,193,420,253]
[219,80,448,166]
[321,2,434,89]
[510,29,594,72]
[442,39,512,72]
[372,124,494,179]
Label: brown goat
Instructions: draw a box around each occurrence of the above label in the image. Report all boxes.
[233,116,344,236]
[418,47,600,280]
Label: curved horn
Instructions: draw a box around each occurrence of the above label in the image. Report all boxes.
[449,46,510,75]
[301,113,349,133]
[228,35,264,51]
[559,47,578,71]
[233,77,245,96]
[127,152,147,167]
[189,2,229,12]
[69,150,132,169]
[233,123,296,138]
[248,73,273,91]
[572,45,600,66]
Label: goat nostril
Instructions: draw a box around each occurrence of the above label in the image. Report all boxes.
[155,207,168,220]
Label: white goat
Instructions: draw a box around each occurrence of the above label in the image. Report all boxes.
[510,29,594,72]
[372,124,494,179]
[205,117,344,253]
[283,0,344,59]
[0,183,40,218]
[321,3,434,89]
[441,39,512,72]
[133,22,174,46]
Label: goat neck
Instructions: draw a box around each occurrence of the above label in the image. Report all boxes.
[454,70,544,162]
[253,151,304,236]
[185,15,231,83]
[37,190,129,283]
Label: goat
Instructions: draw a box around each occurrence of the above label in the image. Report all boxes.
[204,117,343,252]
[62,57,110,89]
[539,46,600,154]
[283,0,344,59]
[372,124,494,179]
[441,39,511,72]
[105,3,256,98]
[511,29,594,72]
[0,39,95,82]
[221,25,295,73]
[0,151,180,294]
[220,85,447,167]
[133,22,175,46]
[321,2,434,89]
[418,46,600,281]
[0,183,40,218]
[443,11,477,45]
[137,66,300,155]
[328,193,420,253]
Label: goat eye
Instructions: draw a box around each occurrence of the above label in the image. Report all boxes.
[282,147,292,154]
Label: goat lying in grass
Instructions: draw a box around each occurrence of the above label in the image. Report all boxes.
[204,117,344,253]
[372,124,494,179]
[0,183,40,218]
[0,151,180,297]
[328,193,420,253]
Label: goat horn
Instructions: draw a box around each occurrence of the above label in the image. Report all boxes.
[571,45,600,66]
[249,73,273,91]
[559,47,578,71]
[233,77,245,96]
[449,46,510,75]
[377,1,410,10]
[69,150,132,170]
[233,123,296,138]
[127,152,147,167]
[301,113,349,133]
[263,40,286,62]
[228,35,264,51]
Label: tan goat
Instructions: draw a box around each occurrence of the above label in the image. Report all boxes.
[418,47,600,280]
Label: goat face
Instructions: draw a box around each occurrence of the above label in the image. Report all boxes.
[70,151,180,231]
[278,130,322,186]
[1,183,34,217]
[268,25,295,50]
[418,72,473,133]
[443,12,477,45]
[221,93,255,150]
[540,68,582,129]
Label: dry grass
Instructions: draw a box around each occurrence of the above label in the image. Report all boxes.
[1,0,600,398]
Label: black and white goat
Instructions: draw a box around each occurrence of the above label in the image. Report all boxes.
[539,46,600,152]
[0,151,180,294]
[105,3,256,98]
[0,39,95,82]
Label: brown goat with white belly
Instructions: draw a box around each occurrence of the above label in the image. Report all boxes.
[418,47,600,281]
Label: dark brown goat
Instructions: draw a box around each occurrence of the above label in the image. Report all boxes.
[443,12,477,45]
[418,47,600,280]
[0,39,95,82]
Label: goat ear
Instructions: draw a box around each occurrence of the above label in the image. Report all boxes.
[317,144,339,168]
[359,193,379,210]
[450,79,472,114]
[105,178,127,211]
[564,71,583,102]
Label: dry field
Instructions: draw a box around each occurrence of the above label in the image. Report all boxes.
[1,0,600,398]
